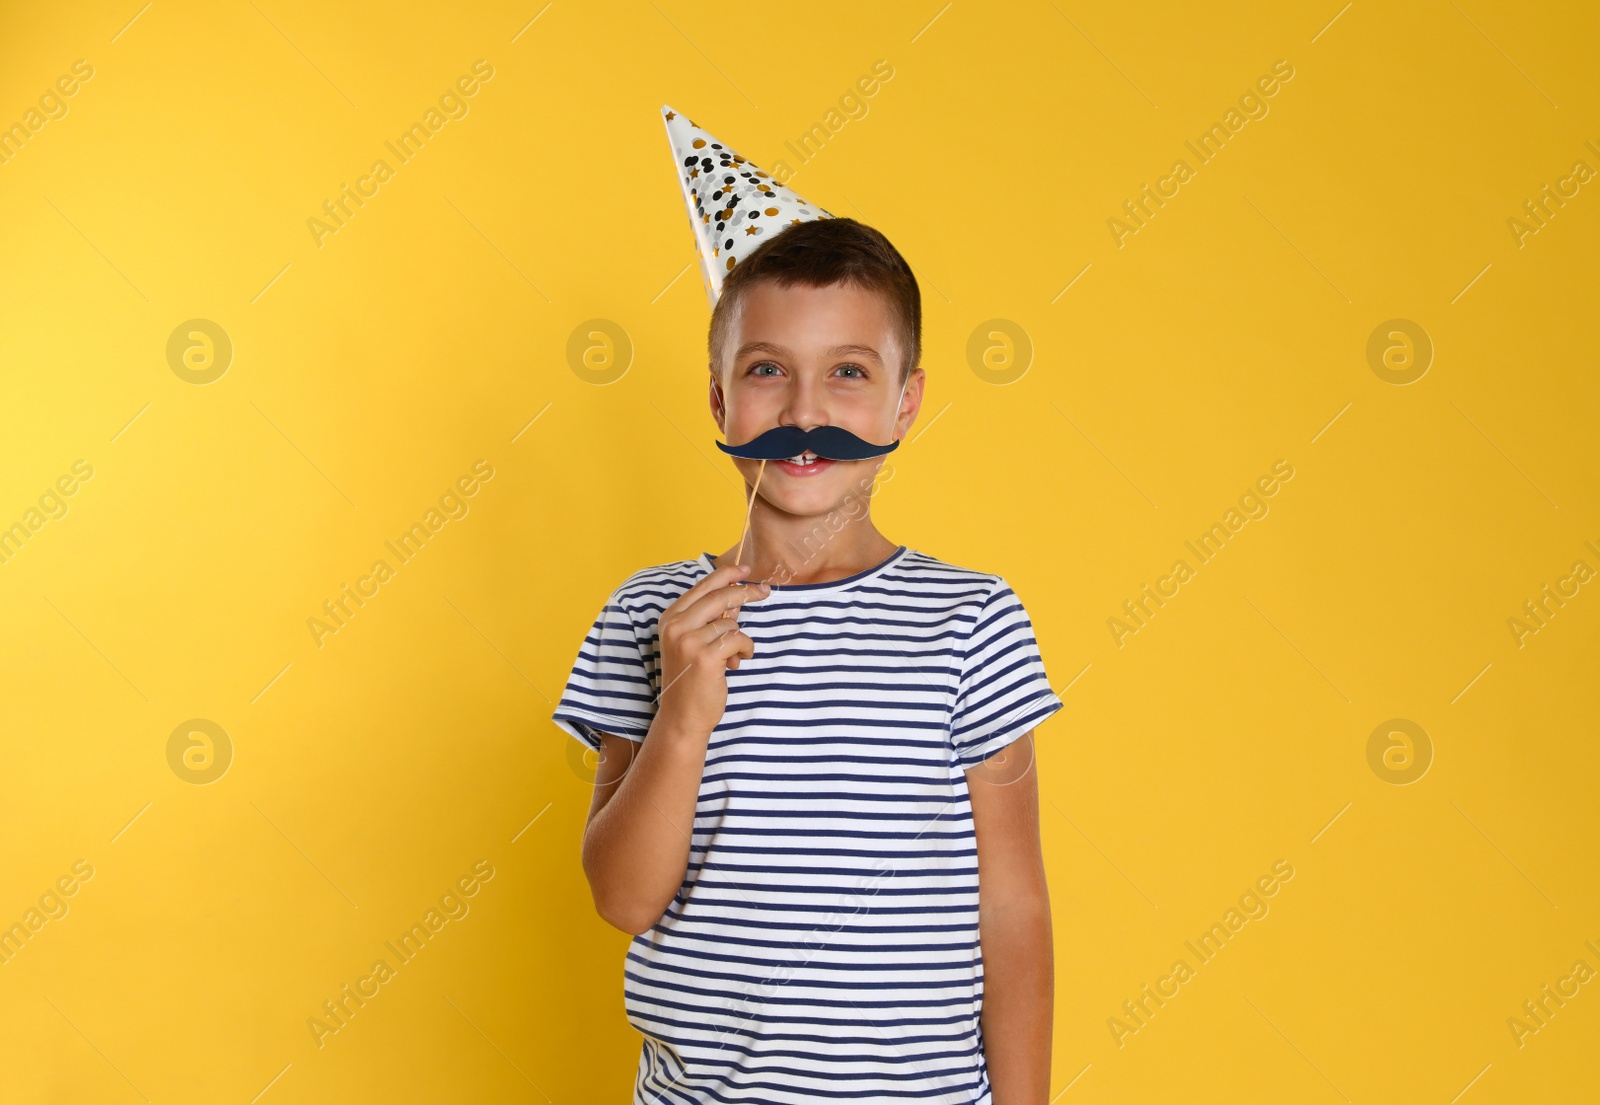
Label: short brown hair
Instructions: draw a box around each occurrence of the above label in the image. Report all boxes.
[708,217,921,384]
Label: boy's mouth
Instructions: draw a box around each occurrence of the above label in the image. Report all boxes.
[774,450,835,476]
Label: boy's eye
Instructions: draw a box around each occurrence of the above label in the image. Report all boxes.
[744,361,868,378]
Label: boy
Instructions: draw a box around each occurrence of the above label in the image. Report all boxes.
[551,113,1064,1105]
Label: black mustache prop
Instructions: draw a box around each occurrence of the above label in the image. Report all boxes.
[715,424,900,461]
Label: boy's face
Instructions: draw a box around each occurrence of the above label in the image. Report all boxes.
[711,279,923,517]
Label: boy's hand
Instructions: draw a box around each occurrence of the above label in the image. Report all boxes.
[656,564,765,737]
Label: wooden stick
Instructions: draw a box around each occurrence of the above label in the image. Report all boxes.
[733,457,766,574]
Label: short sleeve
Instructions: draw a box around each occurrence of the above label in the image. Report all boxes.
[551,590,657,751]
[949,577,1064,770]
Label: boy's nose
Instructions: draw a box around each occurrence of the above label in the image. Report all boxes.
[779,375,830,428]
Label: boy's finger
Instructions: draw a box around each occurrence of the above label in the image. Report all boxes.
[670,563,749,613]
[712,627,755,662]
[689,614,748,653]
[686,618,754,663]
[684,580,767,629]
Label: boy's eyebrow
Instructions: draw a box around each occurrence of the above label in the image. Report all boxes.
[734,341,884,364]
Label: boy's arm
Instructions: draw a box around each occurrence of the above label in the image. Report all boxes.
[967,730,1053,1105]
[580,722,713,935]
[576,565,761,935]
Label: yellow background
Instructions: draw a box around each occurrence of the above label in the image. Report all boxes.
[2,0,1596,1101]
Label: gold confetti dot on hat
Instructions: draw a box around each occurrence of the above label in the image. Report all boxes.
[661,104,834,307]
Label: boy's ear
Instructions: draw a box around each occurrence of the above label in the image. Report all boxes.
[894,367,926,440]
[708,368,725,431]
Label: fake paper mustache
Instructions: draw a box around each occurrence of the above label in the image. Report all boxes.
[715,424,900,461]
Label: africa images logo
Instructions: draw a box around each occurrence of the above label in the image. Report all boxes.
[308,860,496,1048]
[307,460,496,647]
[307,60,495,248]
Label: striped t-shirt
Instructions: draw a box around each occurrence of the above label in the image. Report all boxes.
[552,545,1064,1104]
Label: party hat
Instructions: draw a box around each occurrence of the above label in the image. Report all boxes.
[661,105,834,307]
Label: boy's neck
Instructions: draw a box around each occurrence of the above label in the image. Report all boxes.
[710,522,900,588]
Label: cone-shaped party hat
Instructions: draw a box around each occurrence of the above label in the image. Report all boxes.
[661,105,834,307]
